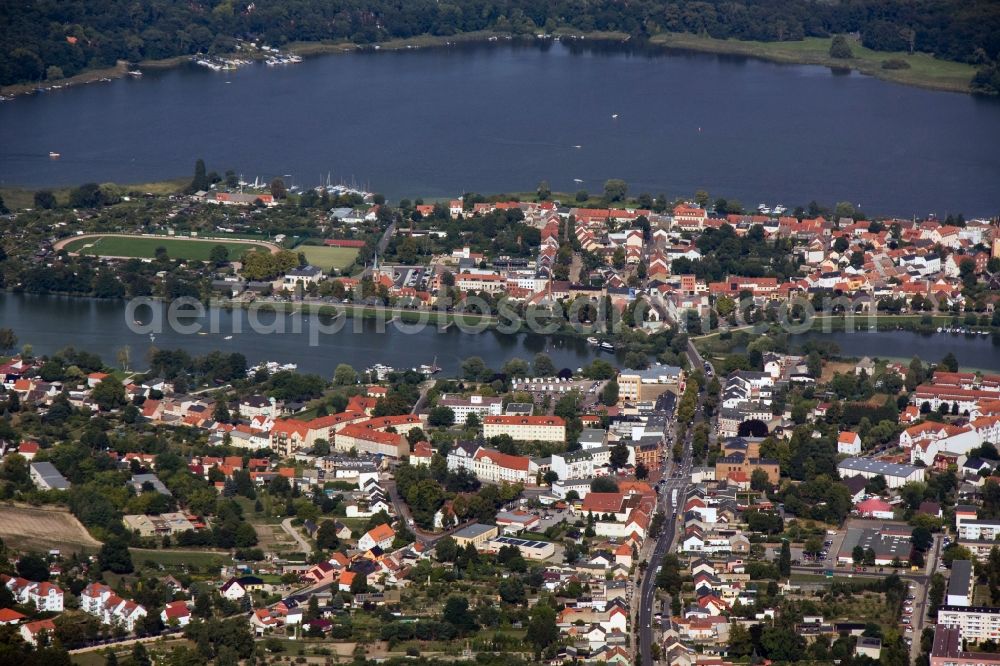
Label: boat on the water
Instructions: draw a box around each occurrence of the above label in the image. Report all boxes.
[48,151,60,159]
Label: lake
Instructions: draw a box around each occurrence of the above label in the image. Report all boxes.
[0,292,603,376]
[1,41,999,216]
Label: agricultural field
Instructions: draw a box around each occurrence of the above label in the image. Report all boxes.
[59,234,276,261]
[297,245,360,271]
[129,548,230,570]
[0,504,101,554]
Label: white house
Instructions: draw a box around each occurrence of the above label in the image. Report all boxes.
[837,432,862,456]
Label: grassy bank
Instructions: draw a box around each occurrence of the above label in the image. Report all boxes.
[0,61,129,98]
[650,33,975,93]
[0,177,187,211]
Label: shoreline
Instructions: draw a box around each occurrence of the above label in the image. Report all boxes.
[650,33,975,95]
[1,30,976,101]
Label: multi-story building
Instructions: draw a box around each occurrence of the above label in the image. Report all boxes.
[937,606,1000,643]
[958,519,1000,542]
[483,415,565,443]
[714,454,779,485]
[931,625,1000,666]
[437,394,502,424]
[3,576,64,612]
[617,366,682,403]
[948,561,974,607]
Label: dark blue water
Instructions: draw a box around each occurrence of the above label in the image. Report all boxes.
[1,41,998,216]
[793,329,1000,370]
[0,292,599,375]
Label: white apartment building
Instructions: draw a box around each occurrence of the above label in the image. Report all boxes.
[437,394,502,424]
[937,606,1000,642]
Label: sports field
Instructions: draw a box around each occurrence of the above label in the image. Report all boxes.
[298,245,359,270]
[60,234,276,261]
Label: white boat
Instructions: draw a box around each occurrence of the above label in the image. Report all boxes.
[128,70,142,77]
[48,151,60,159]
[572,145,582,149]
[224,335,233,340]
[586,337,599,346]
[573,178,584,183]
[936,327,943,333]
[611,113,618,119]
[600,341,615,351]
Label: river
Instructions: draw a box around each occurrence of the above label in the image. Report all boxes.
[793,329,1000,371]
[0,293,603,376]
[1,41,998,216]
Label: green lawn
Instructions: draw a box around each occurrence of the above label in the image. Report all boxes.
[63,235,272,261]
[650,33,975,93]
[298,245,360,271]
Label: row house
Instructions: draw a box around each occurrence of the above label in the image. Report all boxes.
[3,576,64,612]
[80,583,147,632]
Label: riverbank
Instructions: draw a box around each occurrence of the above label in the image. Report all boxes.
[0,61,130,99]
[0,31,630,101]
[3,29,974,103]
[650,33,975,94]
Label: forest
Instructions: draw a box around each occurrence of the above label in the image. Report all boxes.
[1,0,998,93]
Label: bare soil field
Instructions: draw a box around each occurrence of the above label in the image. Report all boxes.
[0,504,101,553]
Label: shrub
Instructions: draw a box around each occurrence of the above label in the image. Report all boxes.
[881,59,911,70]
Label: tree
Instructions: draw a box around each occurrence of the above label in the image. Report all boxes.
[333,363,357,385]
[98,537,133,573]
[16,552,49,581]
[443,596,477,634]
[533,353,556,377]
[609,442,629,469]
[0,328,17,352]
[778,540,791,577]
[804,535,824,556]
[600,380,619,406]
[591,477,619,493]
[92,376,127,411]
[69,182,103,208]
[536,180,551,200]
[750,468,771,491]
[213,400,231,424]
[316,520,340,550]
[911,526,933,552]
[435,536,458,562]
[209,245,230,265]
[853,545,865,564]
[189,159,209,193]
[131,643,151,666]
[635,462,648,479]
[428,405,456,427]
[830,34,854,58]
[603,179,627,202]
[526,603,558,656]
[940,352,959,372]
[269,178,287,199]
[34,190,57,209]
[461,356,488,381]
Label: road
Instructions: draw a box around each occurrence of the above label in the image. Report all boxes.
[637,388,690,665]
[280,517,313,553]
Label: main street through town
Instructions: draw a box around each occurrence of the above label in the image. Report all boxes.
[637,342,710,665]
